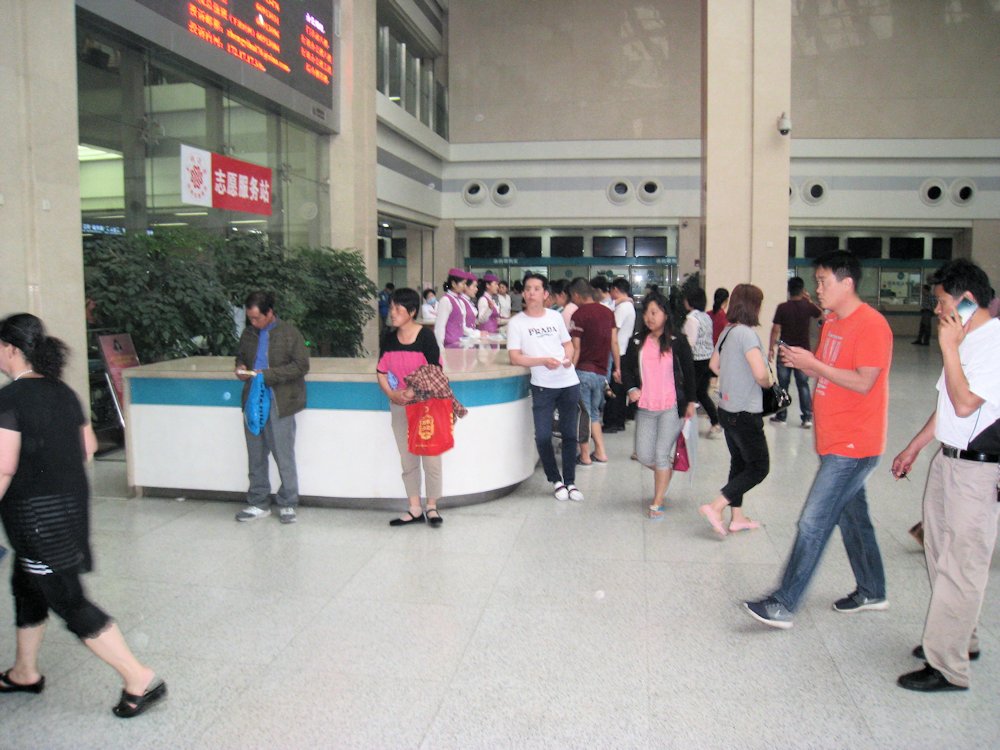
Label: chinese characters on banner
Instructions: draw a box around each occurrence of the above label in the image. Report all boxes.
[180,144,273,216]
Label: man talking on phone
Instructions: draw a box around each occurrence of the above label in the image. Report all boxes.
[891,259,1000,692]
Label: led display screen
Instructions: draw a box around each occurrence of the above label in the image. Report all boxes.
[79,0,338,131]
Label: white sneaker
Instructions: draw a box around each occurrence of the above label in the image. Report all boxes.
[707,425,723,439]
[235,506,271,522]
[279,507,298,524]
[553,482,570,501]
[567,485,584,502]
[801,419,813,429]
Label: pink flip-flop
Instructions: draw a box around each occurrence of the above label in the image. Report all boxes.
[729,520,761,533]
[699,504,728,537]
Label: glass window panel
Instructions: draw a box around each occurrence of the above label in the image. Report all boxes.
[549,236,582,258]
[404,52,418,116]
[788,236,797,258]
[593,237,627,257]
[388,32,403,103]
[889,237,924,260]
[470,237,502,258]
[510,237,543,258]
[847,236,882,259]
[634,236,666,257]
[879,267,922,306]
[932,237,953,260]
[804,236,839,258]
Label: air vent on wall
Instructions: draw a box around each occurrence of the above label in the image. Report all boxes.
[950,179,976,206]
[636,179,663,205]
[462,180,487,207]
[491,181,516,207]
[801,179,827,205]
[607,179,633,205]
[920,178,946,207]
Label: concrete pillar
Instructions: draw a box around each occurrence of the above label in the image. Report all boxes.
[329,0,379,354]
[0,1,88,403]
[701,0,791,327]
[970,220,1000,294]
[432,220,460,288]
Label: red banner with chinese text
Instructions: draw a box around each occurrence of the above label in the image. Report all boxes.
[181,144,273,216]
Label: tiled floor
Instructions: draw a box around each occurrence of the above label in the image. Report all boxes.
[2,340,999,749]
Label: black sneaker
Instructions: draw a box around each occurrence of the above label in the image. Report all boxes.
[833,590,888,613]
[743,597,794,629]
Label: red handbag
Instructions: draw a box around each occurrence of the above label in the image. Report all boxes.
[673,432,690,472]
[406,398,455,456]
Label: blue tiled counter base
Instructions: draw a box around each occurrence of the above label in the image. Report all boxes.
[129,375,529,411]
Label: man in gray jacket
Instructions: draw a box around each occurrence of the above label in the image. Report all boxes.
[234,291,310,524]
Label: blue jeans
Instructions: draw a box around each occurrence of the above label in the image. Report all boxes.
[578,370,607,423]
[531,383,580,486]
[773,363,812,423]
[772,454,885,612]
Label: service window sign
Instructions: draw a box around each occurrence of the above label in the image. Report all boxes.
[135,0,334,106]
[181,144,273,215]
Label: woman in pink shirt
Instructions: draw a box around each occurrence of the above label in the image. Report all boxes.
[621,292,697,518]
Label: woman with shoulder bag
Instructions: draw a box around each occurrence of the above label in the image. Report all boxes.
[622,292,697,519]
[699,284,772,537]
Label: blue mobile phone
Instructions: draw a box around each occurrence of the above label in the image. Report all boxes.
[956,297,977,325]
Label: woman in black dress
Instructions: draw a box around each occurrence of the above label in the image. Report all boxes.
[0,314,166,717]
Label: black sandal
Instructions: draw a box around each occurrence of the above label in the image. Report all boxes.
[389,511,425,527]
[426,508,443,527]
[0,670,45,694]
[112,677,166,718]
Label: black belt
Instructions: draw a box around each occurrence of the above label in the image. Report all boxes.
[942,445,1000,463]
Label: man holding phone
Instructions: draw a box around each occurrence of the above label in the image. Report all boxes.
[891,259,1000,692]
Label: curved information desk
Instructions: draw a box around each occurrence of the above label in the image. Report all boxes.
[122,348,532,507]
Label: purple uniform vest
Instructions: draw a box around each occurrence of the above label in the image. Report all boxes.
[479,296,500,333]
[443,291,468,348]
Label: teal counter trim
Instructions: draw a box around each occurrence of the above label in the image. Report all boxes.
[129,375,529,410]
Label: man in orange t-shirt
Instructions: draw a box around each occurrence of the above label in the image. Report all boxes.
[745,251,893,628]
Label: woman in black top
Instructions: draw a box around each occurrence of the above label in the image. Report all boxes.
[0,314,165,717]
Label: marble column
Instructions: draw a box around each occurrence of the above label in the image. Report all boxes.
[701,0,791,327]
[0,1,88,402]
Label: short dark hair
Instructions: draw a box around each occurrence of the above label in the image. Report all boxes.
[422,288,436,300]
[590,276,610,293]
[245,290,275,314]
[384,283,395,290]
[929,259,993,308]
[814,250,862,289]
[612,277,631,295]
[726,283,764,326]
[390,287,420,316]
[522,272,548,292]
[549,279,566,297]
[684,287,707,311]
[788,276,805,296]
[569,278,597,301]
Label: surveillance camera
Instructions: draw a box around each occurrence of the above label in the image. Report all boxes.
[777,113,792,136]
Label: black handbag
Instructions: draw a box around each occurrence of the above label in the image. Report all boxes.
[762,370,792,417]
[719,328,792,416]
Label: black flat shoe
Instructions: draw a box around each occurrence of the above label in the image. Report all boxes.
[389,511,425,527]
[113,677,167,718]
[897,665,966,692]
[426,509,443,527]
[0,670,45,694]
[912,644,979,661]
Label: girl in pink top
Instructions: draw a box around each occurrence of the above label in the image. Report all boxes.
[621,293,697,518]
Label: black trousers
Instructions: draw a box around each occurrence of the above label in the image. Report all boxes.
[718,409,770,508]
[603,378,627,430]
[12,562,111,640]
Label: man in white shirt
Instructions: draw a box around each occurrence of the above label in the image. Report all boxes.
[507,273,584,502]
[603,278,636,433]
[892,259,1000,693]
